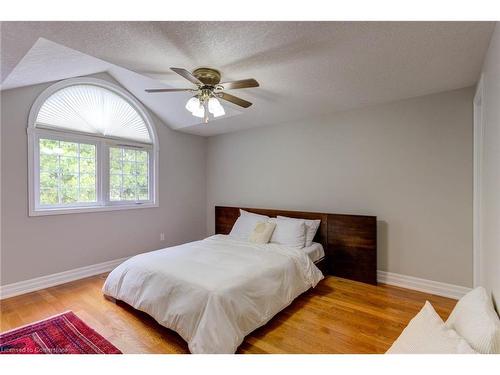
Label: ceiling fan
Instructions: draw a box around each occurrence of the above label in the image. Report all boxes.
[145,67,259,123]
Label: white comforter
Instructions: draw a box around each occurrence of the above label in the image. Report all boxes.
[102,235,323,354]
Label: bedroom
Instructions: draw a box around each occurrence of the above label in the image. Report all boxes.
[1,0,499,373]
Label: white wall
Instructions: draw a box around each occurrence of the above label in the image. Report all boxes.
[0,73,207,285]
[207,87,474,287]
[478,23,500,307]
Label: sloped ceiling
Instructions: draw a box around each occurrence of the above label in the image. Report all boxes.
[0,21,495,136]
[0,38,243,131]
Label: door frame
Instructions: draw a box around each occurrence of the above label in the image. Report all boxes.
[473,75,485,288]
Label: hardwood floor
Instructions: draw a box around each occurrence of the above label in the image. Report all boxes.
[0,275,457,354]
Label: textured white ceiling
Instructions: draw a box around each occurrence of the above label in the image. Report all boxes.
[0,21,495,136]
[0,38,242,130]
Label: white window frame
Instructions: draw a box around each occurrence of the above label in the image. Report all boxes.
[34,130,101,210]
[28,77,159,216]
[104,143,153,206]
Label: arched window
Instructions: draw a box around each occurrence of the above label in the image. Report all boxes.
[28,78,159,215]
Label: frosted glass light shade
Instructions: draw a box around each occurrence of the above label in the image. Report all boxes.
[36,84,152,144]
[185,97,201,113]
[186,96,206,118]
[208,98,225,117]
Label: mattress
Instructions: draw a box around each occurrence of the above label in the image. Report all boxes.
[303,242,325,263]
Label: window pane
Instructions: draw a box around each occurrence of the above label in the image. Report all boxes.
[61,187,78,203]
[79,143,95,158]
[110,157,121,173]
[60,156,78,174]
[110,147,122,160]
[109,146,149,201]
[138,188,149,201]
[40,154,58,172]
[123,161,135,175]
[40,172,57,188]
[110,188,121,201]
[61,174,78,188]
[60,141,78,157]
[136,151,148,163]
[38,138,97,206]
[122,187,136,200]
[136,162,148,175]
[40,139,59,154]
[40,188,58,205]
[123,175,136,193]
[79,186,96,202]
[110,174,121,189]
[137,175,148,189]
[80,158,95,174]
[80,173,95,186]
[123,149,136,162]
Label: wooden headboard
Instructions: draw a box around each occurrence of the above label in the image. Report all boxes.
[215,206,377,285]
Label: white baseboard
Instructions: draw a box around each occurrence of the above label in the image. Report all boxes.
[1,260,470,301]
[377,270,471,300]
[0,257,130,300]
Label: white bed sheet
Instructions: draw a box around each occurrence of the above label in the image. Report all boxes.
[303,242,325,263]
[102,235,323,354]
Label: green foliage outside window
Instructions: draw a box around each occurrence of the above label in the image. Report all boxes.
[109,147,149,201]
[39,138,96,205]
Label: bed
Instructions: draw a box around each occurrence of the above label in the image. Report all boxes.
[102,206,376,353]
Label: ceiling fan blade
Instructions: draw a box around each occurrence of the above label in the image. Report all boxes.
[170,67,203,85]
[219,79,259,90]
[218,92,253,108]
[145,88,193,93]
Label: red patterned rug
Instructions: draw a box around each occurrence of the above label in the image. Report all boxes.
[0,311,121,354]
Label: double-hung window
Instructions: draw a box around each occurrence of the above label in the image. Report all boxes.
[28,78,158,216]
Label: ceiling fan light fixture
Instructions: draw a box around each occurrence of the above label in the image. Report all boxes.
[146,67,258,123]
[185,96,201,113]
[208,97,225,118]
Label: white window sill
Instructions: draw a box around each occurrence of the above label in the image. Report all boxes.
[29,203,159,217]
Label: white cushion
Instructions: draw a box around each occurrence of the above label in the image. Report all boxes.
[386,301,477,354]
[248,221,276,244]
[229,210,270,240]
[445,287,500,354]
[277,216,321,247]
[269,218,306,249]
[240,209,269,221]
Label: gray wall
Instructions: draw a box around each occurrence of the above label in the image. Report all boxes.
[207,87,474,287]
[1,73,207,285]
[0,71,480,291]
[478,23,500,307]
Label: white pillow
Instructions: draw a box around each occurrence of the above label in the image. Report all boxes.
[269,218,306,248]
[445,287,500,354]
[386,301,477,354]
[277,215,321,247]
[240,209,269,220]
[229,210,270,240]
